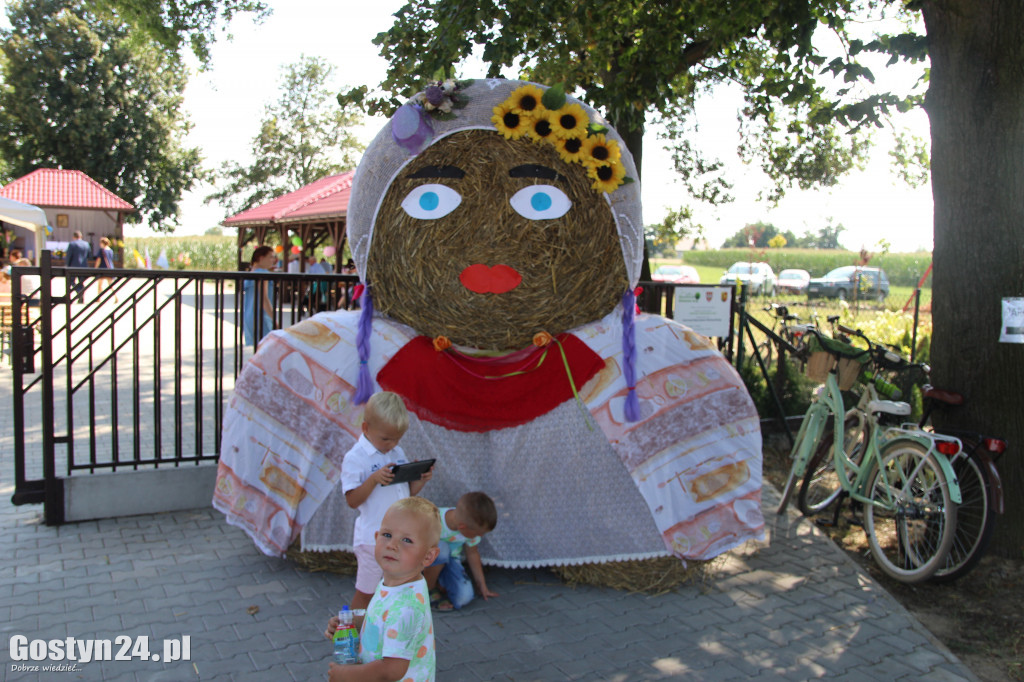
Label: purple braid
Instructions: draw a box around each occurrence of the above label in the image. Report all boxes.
[354,285,375,404]
[621,289,640,422]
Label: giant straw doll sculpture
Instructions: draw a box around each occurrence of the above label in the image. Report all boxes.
[214,79,765,571]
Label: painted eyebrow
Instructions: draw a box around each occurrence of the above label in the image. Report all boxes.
[408,165,465,179]
[509,164,567,183]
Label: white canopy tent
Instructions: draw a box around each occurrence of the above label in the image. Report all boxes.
[0,196,48,261]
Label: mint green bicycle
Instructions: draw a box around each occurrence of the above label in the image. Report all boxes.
[777,328,963,584]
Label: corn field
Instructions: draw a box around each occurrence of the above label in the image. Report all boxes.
[125,236,240,271]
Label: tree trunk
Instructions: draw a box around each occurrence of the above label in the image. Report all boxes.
[922,0,1024,557]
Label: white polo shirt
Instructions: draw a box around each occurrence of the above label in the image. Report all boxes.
[340,434,411,547]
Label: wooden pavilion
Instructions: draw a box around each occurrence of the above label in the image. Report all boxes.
[222,171,353,272]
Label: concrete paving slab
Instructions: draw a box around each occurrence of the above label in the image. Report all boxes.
[0,363,979,682]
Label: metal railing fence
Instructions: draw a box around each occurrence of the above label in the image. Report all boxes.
[8,255,357,524]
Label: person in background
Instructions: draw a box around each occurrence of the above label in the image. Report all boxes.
[93,237,115,300]
[65,231,92,303]
[342,258,359,310]
[242,245,276,347]
[307,254,324,275]
[307,254,325,313]
[13,257,41,316]
[7,248,23,266]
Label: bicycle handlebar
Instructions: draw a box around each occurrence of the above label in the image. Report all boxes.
[763,303,794,320]
[810,324,931,381]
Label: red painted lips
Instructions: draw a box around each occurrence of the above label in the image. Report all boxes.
[459,264,522,294]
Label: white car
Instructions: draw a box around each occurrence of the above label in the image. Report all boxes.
[776,268,811,295]
[652,265,700,284]
[719,261,776,295]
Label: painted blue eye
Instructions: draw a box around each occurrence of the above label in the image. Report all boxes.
[509,185,571,220]
[401,184,461,219]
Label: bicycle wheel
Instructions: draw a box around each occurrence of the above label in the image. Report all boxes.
[863,439,957,584]
[931,444,996,583]
[756,339,773,368]
[797,410,865,516]
[777,406,827,514]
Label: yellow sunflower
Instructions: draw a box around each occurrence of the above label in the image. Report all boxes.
[587,158,628,193]
[549,103,589,139]
[554,135,587,164]
[581,134,622,168]
[525,108,559,143]
[507,84,545,115]
[492,101,529,140]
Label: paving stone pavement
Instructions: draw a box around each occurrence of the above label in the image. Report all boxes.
[0,365,979,682]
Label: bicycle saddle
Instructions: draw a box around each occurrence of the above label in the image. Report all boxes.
[922,384,964,406]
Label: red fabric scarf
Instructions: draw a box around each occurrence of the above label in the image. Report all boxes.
[377,334,605,432]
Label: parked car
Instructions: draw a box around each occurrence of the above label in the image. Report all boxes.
[807,265,890,301]
[652,265,700,284]
[719,261,776,295]
[776,268,811,295]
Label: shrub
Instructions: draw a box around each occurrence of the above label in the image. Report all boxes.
[737,352,817,418]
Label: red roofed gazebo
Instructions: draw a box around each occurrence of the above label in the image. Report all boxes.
[223,171,353,273]
[0,168,135,264]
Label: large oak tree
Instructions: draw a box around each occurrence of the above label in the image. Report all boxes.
[921,0,1024,556]
[364,0,1023,555]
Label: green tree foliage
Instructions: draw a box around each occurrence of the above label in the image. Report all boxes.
[646,206,699,257]
[812,220,846,250]
[0,0,205,231]
[93,0,270,65]
[204,56,365,216]
[722,222,778,248]
[721,219,847,250]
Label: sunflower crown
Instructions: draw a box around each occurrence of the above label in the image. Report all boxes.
[491,84,633,194]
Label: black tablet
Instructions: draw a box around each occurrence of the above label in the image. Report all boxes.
[385,459,436,485]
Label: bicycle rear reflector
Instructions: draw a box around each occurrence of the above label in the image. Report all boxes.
[984,437,1007,455]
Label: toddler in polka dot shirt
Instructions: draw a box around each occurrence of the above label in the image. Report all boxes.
[327,497,441,681]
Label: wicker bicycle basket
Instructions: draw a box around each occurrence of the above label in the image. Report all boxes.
[804,351,835,384]
[803,335,869,390]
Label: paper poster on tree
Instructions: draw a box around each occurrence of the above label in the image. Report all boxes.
[1000,298,1024,344]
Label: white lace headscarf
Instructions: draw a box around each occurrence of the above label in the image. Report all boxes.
[346,78,643,289]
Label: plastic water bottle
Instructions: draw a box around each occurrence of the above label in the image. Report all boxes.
[333,606,359,664]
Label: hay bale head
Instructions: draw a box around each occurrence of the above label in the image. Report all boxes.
[368,129,628,351]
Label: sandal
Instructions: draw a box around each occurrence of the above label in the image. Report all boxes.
[428,588,443,608]
[434,598,454,612]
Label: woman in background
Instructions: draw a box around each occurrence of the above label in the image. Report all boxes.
[93,237,115,299]
[242,245,276,347]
